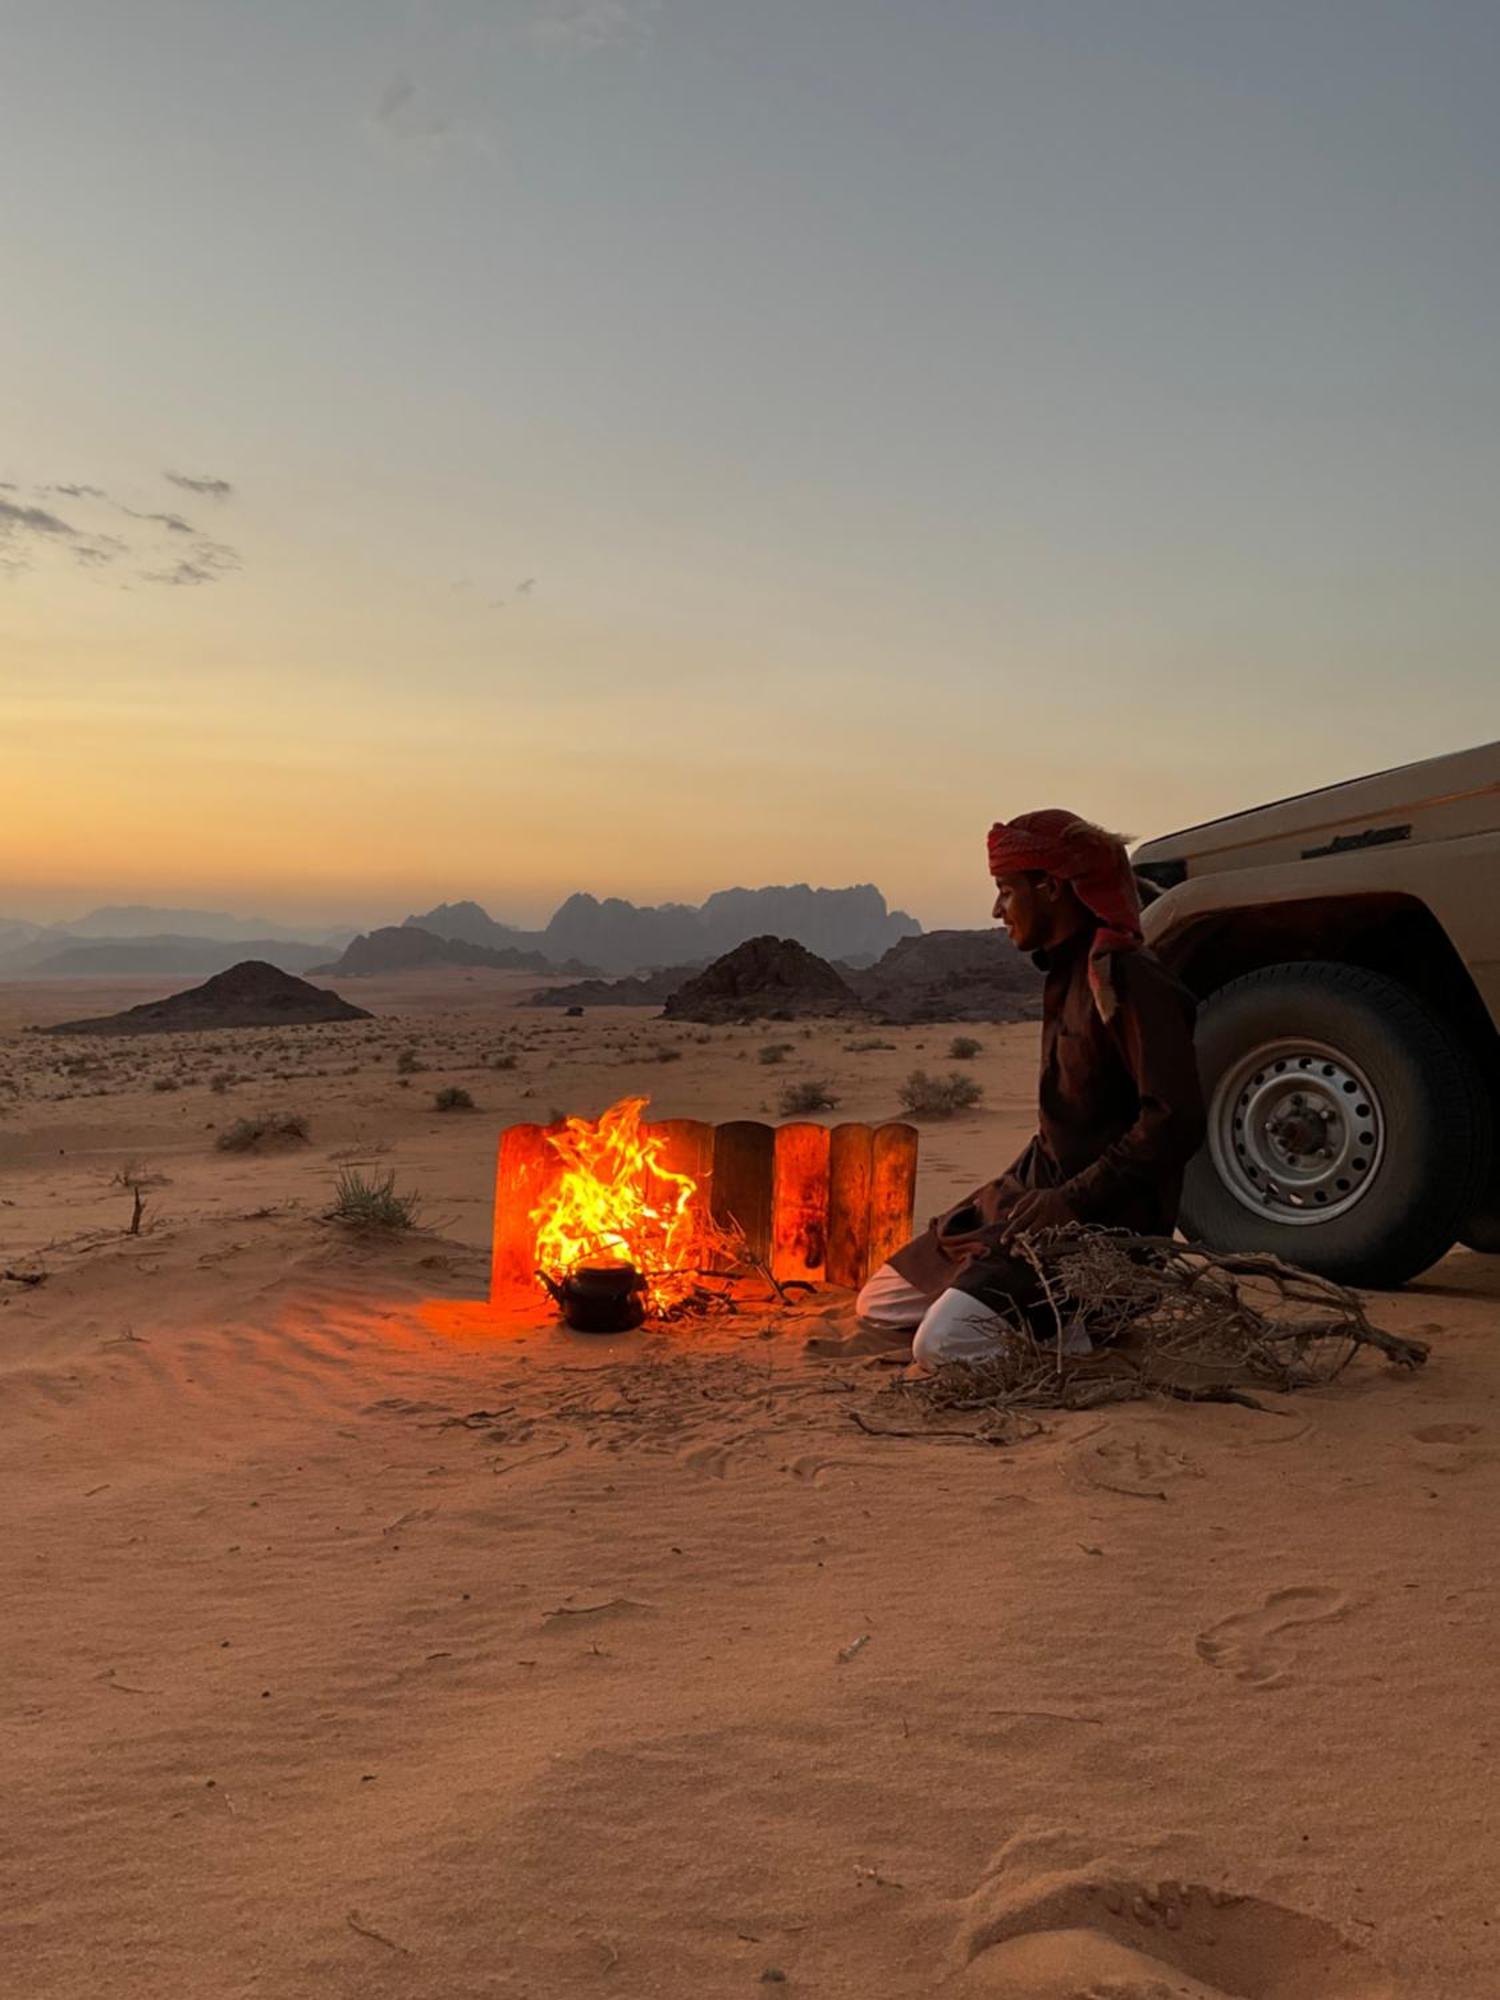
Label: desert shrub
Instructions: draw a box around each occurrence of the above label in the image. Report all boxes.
[843,1038,896,1053]
[327,1168,422,1232]
[897,1069,984,1119]
[433,1085,476,1112]
[778,1079,840,1115]
[654,1047,683,1063]
[210,1071,235,1093]
[151,1076,179,1093]
[948,1036,984,1061]
[214,1112,311,1152]
[758,1042,794,1065]
[489,1052,519,1071]
[395,1047,424,1075]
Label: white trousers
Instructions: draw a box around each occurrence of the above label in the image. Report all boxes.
[856,1262,1091,1372]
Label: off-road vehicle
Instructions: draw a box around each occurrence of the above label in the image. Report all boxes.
[1134,739,1500,1285]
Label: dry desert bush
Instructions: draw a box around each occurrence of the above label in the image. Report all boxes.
[327,1168,423,1232]
[898,1068,983,1119]
[779,1078,840,1115]
[214,1112,311,1152]
[433,1085,476,1112]
[948,1035,984,1060]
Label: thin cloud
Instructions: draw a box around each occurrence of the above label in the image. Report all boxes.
[190,539,240,573]
[2,478,241,585]
[122,506,196,534]
[71,533,129,569]
[0,497,76,539]
[140,558,216,588]
[165,471,233,501]
[369,70,498,160]
[526,0,659,56]
[139,538,239,587]
[0,496,76,577]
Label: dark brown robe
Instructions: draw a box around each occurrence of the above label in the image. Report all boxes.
[888,927,1206,1314]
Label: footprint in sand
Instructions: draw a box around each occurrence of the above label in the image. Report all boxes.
[1409,1421,1486,1474]
[956,1843,1394,1998]
[786,1453,857,1485]
[1072,1434,1204,1500]
[1195,1586,1349,1689]
[680,1436,747,1479]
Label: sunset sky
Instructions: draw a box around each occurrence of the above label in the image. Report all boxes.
[4,1,1498,932]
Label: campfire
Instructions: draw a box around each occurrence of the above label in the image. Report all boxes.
[491,1096,918,1324]
[530,1096,742,1315]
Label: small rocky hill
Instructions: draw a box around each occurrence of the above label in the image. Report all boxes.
[317,926,595,978]
[850,929,1043,1023]
[530,965,700,1009]
[42,961,371,1036]
[661,936,866,1023]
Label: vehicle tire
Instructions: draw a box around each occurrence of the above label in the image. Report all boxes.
[1180,962,1492,1287]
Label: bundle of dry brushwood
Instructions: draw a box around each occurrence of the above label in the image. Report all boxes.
[906,1228,1429,1420]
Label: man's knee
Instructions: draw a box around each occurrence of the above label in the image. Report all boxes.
[856,1262,927,1329]
[911,1288,1011,1371]
[909,1314,948,1372]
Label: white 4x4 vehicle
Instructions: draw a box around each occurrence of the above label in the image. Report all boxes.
[1134,740,1500,1285]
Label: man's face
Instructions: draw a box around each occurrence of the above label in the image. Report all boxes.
[992,871,1051,951]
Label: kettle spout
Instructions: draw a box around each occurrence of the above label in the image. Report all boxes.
[536,1268,565,1306]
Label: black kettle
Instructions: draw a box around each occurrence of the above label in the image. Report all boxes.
[538,1263,648,1333]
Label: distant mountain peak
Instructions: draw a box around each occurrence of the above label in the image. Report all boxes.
[402,884,920,975]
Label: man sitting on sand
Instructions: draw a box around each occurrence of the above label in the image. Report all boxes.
[858,811,1206,1369]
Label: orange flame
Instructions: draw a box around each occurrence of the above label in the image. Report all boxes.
[530,1097,737,1313]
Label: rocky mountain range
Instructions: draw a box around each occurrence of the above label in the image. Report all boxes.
[314,926,596,978]
[0,907,355,980]
[403,884,920,974]
[1,883,921,981]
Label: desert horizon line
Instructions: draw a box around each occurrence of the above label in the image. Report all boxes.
[1,878,941,938]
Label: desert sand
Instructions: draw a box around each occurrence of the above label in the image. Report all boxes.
[2,967,1496,1999]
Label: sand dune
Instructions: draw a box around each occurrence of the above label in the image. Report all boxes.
[3,968,1496,1997]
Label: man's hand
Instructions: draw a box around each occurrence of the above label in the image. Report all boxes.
[1002,1188,1076,1239]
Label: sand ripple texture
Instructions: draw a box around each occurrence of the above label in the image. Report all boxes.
[4,1206,1499,1999]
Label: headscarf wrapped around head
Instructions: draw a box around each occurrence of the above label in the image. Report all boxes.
[987,809,1143,1021]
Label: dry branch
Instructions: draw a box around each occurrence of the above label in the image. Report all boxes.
[900,1228,1427,1431]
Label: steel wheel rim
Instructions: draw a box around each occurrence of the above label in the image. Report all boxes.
[1207,1036,1386,1225]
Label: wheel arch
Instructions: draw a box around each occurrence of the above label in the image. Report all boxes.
[1155,893,1500,1102]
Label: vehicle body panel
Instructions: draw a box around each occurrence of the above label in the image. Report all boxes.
[1136,741,1500,1034]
